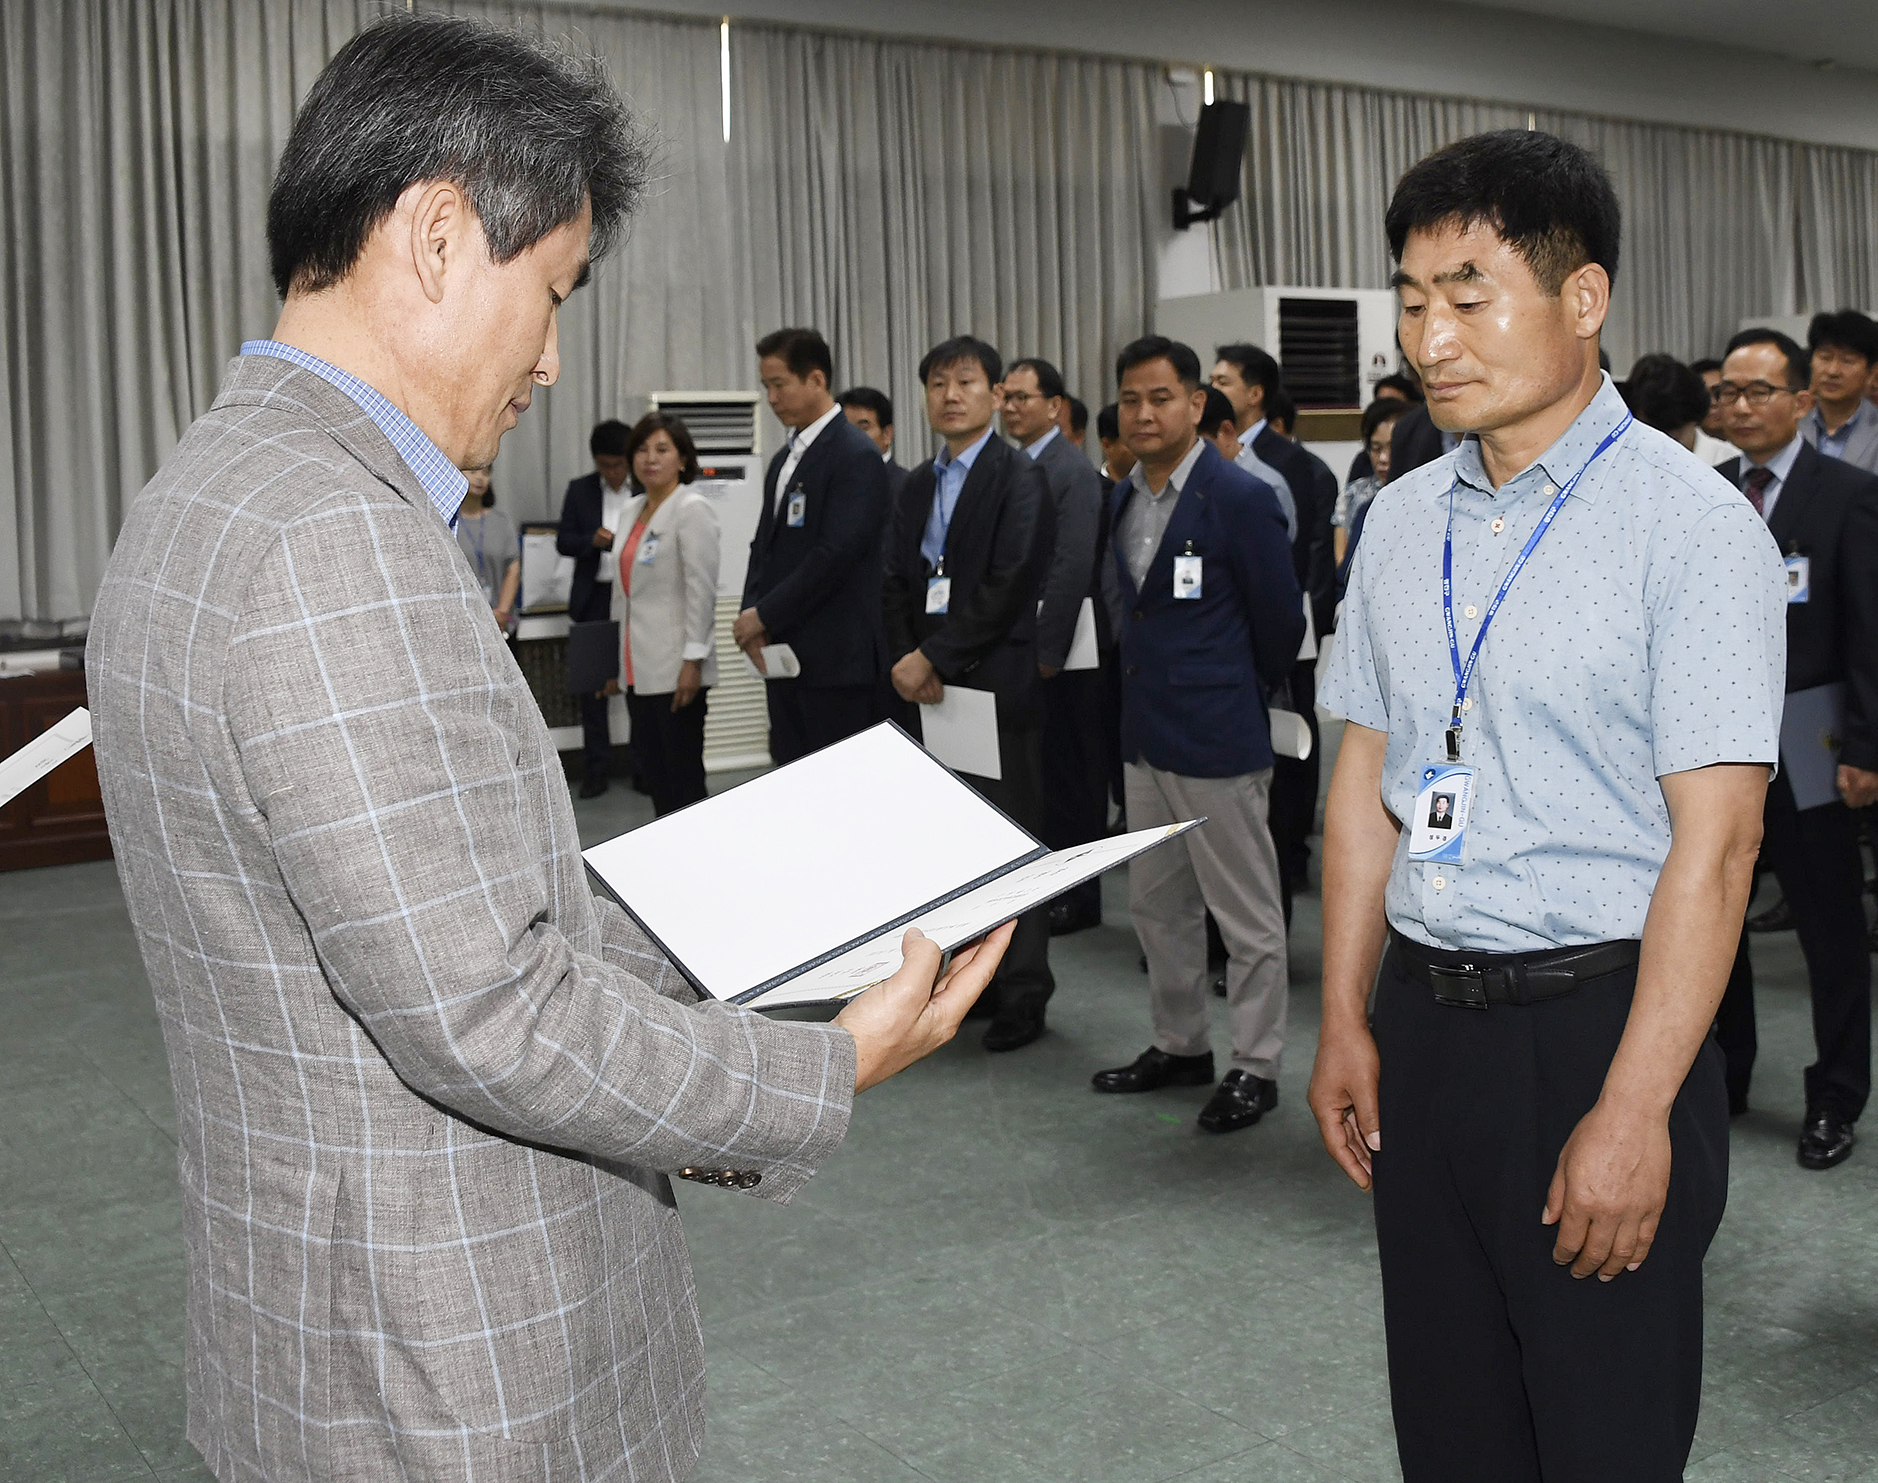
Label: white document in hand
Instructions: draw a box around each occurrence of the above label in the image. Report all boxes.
[749,821,1200,1008]
[741,643,802,680]
[1062,598,1100,671]
[0,707,92,809]
[920,685,1001,779]
[581,721,1197,1009]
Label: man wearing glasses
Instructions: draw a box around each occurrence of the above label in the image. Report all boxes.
[1002,357,1110,942]
[1711,328,1878,1169]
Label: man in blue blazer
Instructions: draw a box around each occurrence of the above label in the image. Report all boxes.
[735,329,890,763]
[1094,336,1305,1133]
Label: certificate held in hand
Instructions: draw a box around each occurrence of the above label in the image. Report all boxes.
[583,723,1198,1009]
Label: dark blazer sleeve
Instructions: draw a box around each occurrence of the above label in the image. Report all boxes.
[922,454,1055,681]
[1303,450,1338,633]
[1839,480,1878,772]
[740,447,786,613]
[1225,474,1307,691]
[556,476,598,558]
[752,427,889,638]
[1036,443,1102,669]
[882,469,927,666]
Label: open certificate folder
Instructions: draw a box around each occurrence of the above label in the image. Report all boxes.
[582,722,1199,1009]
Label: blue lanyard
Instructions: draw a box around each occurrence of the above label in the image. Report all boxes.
[1441,415,1631,760]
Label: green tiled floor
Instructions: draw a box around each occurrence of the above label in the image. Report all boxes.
[3,762,1874,1482]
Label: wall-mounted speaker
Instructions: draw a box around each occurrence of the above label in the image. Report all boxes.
[1174,100,1250,230]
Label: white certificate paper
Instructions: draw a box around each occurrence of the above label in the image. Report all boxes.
[0,706,92,810]
[919,685,1001,779]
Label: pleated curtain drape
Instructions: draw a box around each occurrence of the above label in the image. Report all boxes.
[6,2,1878,621]
[725,23,1163,467]
[0,0,735,623]
[1209,69,1877,375]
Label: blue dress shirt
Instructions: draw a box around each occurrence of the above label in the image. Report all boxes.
[239,340,469,527]
[920,424,996,568]
[1809,399,1874,464]
[1322,375,1787,953]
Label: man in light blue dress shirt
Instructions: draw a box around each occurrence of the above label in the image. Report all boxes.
[1310,130,1786,1483]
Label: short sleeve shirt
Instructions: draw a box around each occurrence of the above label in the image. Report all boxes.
[1320,375,1787,953]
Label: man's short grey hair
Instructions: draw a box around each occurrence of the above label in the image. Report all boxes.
[266,13,650,297]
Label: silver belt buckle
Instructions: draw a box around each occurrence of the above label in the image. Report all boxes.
[1428,963,1489,1010]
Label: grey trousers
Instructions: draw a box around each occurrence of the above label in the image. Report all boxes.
[1125,762,1289,1078]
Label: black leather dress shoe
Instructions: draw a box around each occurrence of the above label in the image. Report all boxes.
[1798,1110,1856,1170]
[578,776,610,800]
[983,1013,1046,1053]
[1048,900,1102,937]
[1747,897,1793,933]
[1091,1046,1215,1093]
[1197,1070,1278,1133]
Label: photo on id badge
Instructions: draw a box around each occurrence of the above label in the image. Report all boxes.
[1409,764,1474,864]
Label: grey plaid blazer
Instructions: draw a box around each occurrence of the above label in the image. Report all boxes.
[88,356,855,1482]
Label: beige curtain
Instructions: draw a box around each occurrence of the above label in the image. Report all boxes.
[8,3,1878,621]
[0,0,733,622]
[1209,70,1817,372]
[727,23,1163,463]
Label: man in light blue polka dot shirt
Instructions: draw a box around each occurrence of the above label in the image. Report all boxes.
[1307,130,1787,1483]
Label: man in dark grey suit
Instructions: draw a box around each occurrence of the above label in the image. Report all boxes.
[1002,356,1107,934]
[85,18,1007,1483]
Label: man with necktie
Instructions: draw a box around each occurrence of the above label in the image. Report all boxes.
[1712,326,1878,1168]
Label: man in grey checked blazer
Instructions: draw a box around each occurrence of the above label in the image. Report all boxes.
[86,17,1005,1482]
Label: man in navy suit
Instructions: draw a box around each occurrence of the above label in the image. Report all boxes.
[1094,336,1305,1133]
[555,419,635,798]
[1213,345,1332,922]
[1712,327,1878,1169]
[884,335,1058,1052]
[735,329,890,764]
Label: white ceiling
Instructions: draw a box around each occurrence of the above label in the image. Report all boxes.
[1461,0,1878,73]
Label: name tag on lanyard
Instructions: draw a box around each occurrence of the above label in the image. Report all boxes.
[1434,415,1633,857]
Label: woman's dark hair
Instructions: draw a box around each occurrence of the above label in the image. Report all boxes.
[1360,398,1404,445]
[267,14,650,298]
[1385,130,1621,294]
[479,483,496,509]
[623,412,702,490]
[1620,354,1712,435]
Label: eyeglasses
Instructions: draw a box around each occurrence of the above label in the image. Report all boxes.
[1710,381,1801,407]
[1001,390,1046,407]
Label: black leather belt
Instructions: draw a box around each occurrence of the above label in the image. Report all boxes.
[1388,929,1641,1010]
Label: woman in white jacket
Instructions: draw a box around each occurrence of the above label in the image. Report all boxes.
[602,411,720,815]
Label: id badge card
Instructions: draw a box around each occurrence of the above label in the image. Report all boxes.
[636,534,660,565]
[925,575,951,614]
[786,490,807,527]
[1785,553,1810,604]
[1173,554,1203,600]
[1408,762,1475,864]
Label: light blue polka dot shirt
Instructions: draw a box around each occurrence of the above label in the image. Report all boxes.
[1321,374,1788,953]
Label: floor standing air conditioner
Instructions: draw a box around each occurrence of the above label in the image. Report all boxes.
[647,391,772,773]
[1156,286,1400,408]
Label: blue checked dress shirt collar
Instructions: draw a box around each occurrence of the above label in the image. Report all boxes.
[1808,398,1875,462]
[239,340,469,526]
[921,424,997,568]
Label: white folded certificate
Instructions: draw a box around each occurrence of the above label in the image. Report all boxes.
[1062,598,1100,671]
[918,685,1001,779]
[741,643,801,679]
[582,722,1196,1009]
[0,706,92,809]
